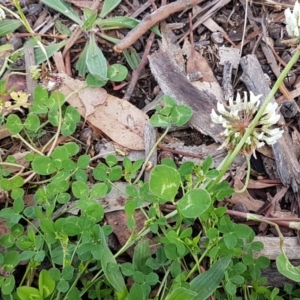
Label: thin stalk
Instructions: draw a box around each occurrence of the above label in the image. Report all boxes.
[114,209,178,257]
[156,268,170,298]
[133,126,170,184]
[209,49,300,192]
[47,97,62,156]
[15,133,44,155]
[63,260,91,300]
[234,156,251,194]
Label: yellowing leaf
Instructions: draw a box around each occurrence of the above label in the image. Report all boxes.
[10,91,30,105]
[0,91,31,116]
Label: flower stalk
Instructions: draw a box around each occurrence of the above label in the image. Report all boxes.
[208,48,300,192]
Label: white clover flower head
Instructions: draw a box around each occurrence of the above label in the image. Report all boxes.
[29,65,41,80]
[285,1,300,38]
[0,8,5,20]
[210,91,283,157]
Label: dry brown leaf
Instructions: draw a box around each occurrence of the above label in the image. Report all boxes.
[247,179,281,189]
[59,73,149,150]
[78,87,108,119]
[229,178,265,211]
[105,209,154,257]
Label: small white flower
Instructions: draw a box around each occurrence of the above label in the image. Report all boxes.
[0,8,5,20]
[210,91,283,157]
[285,1,300,38]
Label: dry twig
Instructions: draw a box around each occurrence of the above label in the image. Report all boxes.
[114,0,204,53]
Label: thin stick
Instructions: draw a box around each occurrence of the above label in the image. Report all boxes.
[123,31,155,101]
[114,0,204,52]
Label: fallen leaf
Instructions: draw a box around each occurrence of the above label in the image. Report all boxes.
[59,73,149,150]
[229,177,265,211]
[78,86,107,119]
[105,209,154,257]
[247,179,282,189]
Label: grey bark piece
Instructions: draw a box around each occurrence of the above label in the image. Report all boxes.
[148,51,223,142]
[240,55,300,192]
[24,44,37,99]
[252,236,300,260]
[143,123,157,182]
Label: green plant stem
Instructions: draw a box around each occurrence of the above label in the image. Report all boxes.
[133,126,170,184]
[114,209,178,257]
[208,49,300,192]
[234,156,251,194]
[185,246,210,280]
[156,268,170,298]
[47,96,63,156]
[12,0,51,69]
[15,133,44,155]
[63,260,91,300]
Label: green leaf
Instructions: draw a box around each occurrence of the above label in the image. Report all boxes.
[86,74,108,87]
[51,146,69,168]
[17,286,41,300]
[39,269,55,298]
[177,189,211,218]
[170,105,193,126]
[0,20,22,37]
[41,0,81,24]
[64,142,79,156]
[108,165,122,181]
[230,274,245,285]
[23,114,40,132]
[55,19,72,36]
[57,279,69,292]
[149,165,180,202]
[157,95,177,116]
[121,262,135,276]
[34,40,67,64]
[0,233,15,248]
[123,48,141,71]
[86,33,108,80]
[62,265,74,281]
[133,240,151,273]
[6,114,23,134]
[106,154,118,167]
[224,233,237,249]
[81,9,98,31]
[3,250,20,271]
[1,275,15,295]
[100,0,122,18]
[90,183,108,198]
[96,16,139,29]
[93,164,108,181]
[178,161,194,176]
[190,256,231,299]
[75,43,89,77]
[32,156,56,175]
[202,156,213,174]
[150,114,170,127]
[72,181,89,199]
[77,155,90,169]
[99,227,128,295]
[166,287,197,300]
[107,64,128,82]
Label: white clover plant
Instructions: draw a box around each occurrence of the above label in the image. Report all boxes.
[0,7,5,20]
[210,92,283,158]
[285,1,300,38]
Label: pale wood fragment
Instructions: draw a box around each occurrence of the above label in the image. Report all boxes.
[240,55,300,192]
